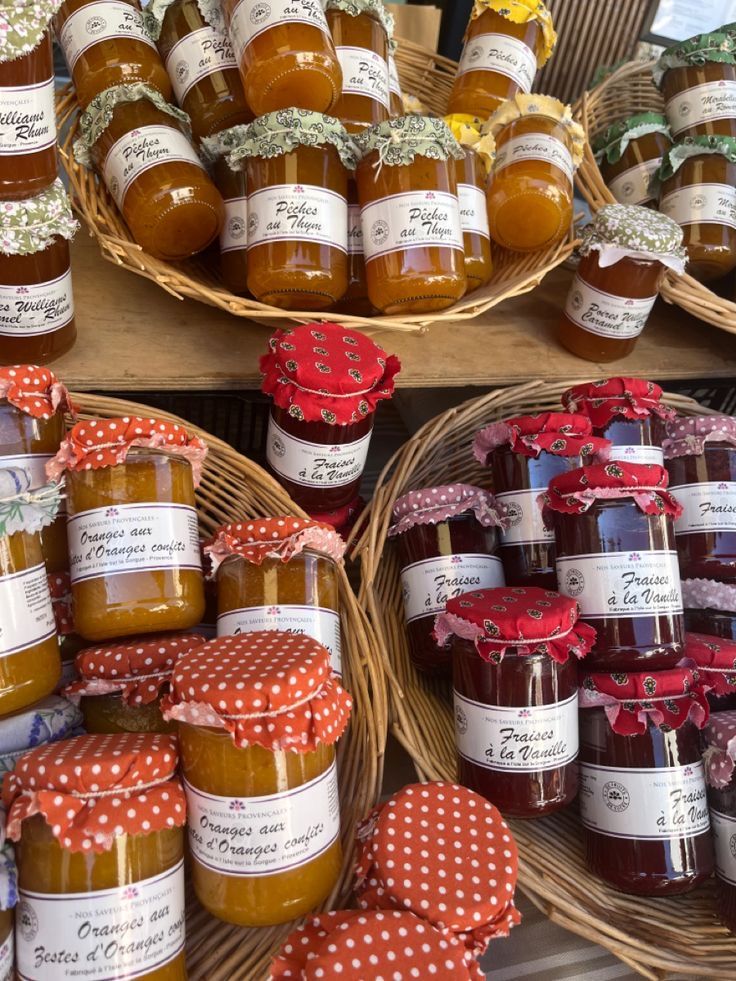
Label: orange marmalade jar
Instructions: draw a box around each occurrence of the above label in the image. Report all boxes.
[202,125,249,294]
[595,113,672,209]
[448,0,556,118]
[5,733,187,979]
[49,415,207,642]
[446,115,495,293]
[355,116,466,313]
[162,631,352,927]
[337,174,371,315]
[223,0,341,116]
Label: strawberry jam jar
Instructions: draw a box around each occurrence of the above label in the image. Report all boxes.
[437,587,594,818]
[682,632,736,712]
[704,710,736,931]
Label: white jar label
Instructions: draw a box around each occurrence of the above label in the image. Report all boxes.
[266,417,370,489]
[388,51,401,98]
[361,190,464,261]
[454,690,578,773]
[666,79,736,137]
[15,860,185,981]
[347,203,363,255]
[564,275,657,340]
[609,158,661,206]
[0,271,74,338]
[579,761,709,840]
[457,33,537,91]
[217,605,341,675]
[336,46,389,109]
[556,549,683,619]
[496,488,553,547]
[0,928,12,981]
[494,134,574,183]
[711,809,736,886]
[660,183,736,230]
[184,760,340,876]
[68,503,202,584]
[0,563,55,660]
[59,1,157,72]
[103,124,204,209]
[165,25,238,103]
[228,0,329,60]
[400,554,504,623]
[671,481,736,535]
[457,183,490,239]
[247,184,347,252]
[0,78,56,156]
[221,196,248,253]
[607,444,664,466]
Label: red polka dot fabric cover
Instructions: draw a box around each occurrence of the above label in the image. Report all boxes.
[161,631,352,753]
[0,364,75,419]
[48,571,73,636]
[683,632,736,697]
[663,414,736,458]
[47,416,208,487]
[562,378,675,428]
[389,484,507,537]
[682,577,736,612]
[260,323,401,425]
[3,733,185,854]
[579,668,710,736]
[205,517,346,574]
[473,412,610,463]
[354,782,520,956]
[434,586,596,665]
[704,710,736,789]
[543,462,683,518]
[64,632,206,707]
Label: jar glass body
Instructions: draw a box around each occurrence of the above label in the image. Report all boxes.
[589,416,666,468]
[213,155,248,295]
[388,50,402,116]
[0,908,11,977]
[707,774,736,931]
[80,693,175,733]
[327,9,390,134]
[662,63,736,140]
[685,606,736,640]
[336,175,371,315]
[599,131,671,209]
[457,147,492,292]
[579,707,713,895]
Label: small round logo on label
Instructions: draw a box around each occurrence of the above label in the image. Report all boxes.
[250,2,270,24]
[678,101,691,118]
[468,43,482,64]
[270,435,285,459]
[248,212,260,235]
[621,181,635,199]
[17,900,38,942]
[455,704,468,736]
[370,219,389,246]
[86,14,107,34]
[175,60,190,85]
[109,176,120,199]
[505,500,523,528]
[730,832,736,859]
[229,216,246,241]
[563,567,585,597]
[602,780,630,813]
[691,193,706,210]
[569,289,583,313]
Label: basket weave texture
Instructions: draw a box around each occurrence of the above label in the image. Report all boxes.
[71,393,388,981]
[351,378,736,981]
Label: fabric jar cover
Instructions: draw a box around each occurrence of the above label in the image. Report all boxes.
[0,364,75,420]
[0,845,16,913]
[261,323,401,426]
[471,0,557,67]
[48,571,74,636]
[205,517,346,575]
[353,116,465,167]
[434,585,596,665]
[681,632,736,697]
[561,378,676,428]
[663,414,736,458]
[0,178,79,257]
[542,462,683,518]
[0,0,63,61]
[703,709,736,789]
[653,30,736,87]
[0,466,61,537]
[389,484,507,538]
[682,577,736,612]
[226,109,358,171]
[0,695,83,780]
[593,112,671,165]
[473,412,610,464]
[161,631,352,753]
[3,732,185,853]
[577,203,686,273]
[444,114,496,175]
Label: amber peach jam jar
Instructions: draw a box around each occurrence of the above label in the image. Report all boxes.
[201,125,248,294]
[261,322,400,513]
[664,415,736,582]
[0,846,15,980]
[5,733,187,979]
[703,711,736,930]
[388,485,506,676]
[445,115,494,293]
[655,31,736,140]
[474,412,610,589]
[49,415,207,642]
[162,631,352,927]
[0,696,82,785]
[355,116,466,314]
[579,669,713,896]
[546,462,685,671]
[594,113,672,209]
[683,578,736,641]
[73,83,224,262]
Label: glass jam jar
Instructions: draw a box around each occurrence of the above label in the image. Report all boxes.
[655,31,736,140]
[326,0,391,134]
[0,694,82,786]
[261,322,400,513]
[559,204,686,362]
[683,578,736,642]
[445,116,495,293]
[202,125,249,294]
[48,571,85,689]
[474,412,610,589]
[388,484,505,676]
[683,633,736,712]
[437,587,594,818]
[448,0,556,118]
[579,668,713,895]
[704,710,736,931]
[163,631,352,927]
[223,0,341,116]
[595,113,672,209]
[0,846,15,981]
[336,175,371,315]
[546,462,686,670]
[56,0,172,110]
[355,116,466,314]
[5,732,187,978]
[49,415,207,642]
[664,415,736,583]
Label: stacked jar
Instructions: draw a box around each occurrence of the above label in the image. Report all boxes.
[704,710,736,932]
[201,124,249,294]
[594,113,672,209]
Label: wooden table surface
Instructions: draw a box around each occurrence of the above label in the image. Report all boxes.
[55,233,736,391]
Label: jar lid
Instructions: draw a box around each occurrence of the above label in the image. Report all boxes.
[144,0,225,38]
[434,586,596,664]
[0,0,62,62]
[161,631,352,752]
[354,116,465,167]
[205,517,346,573]
[0,845,16,913]
[580,668,709,735]
[0,364,74,419]
[65,632,206,708]
[3,733,185,853]
[0,179,79,257]
[443,115,496,175]
[561,378,677,427]
[271,910,358,979]
[354,781,520,954]
[0,466,61,536]
[663,413,736,457]
[703,710,736,788]
[682,577,736,612]
[261,322,401,425]
[543,462,683,518]
[654,30,736,86]
[473,412,609,463]
[593,112,671,165]
[0,695,83,779]
[226,109,358,170]
[682,632,736,697]
[471,0,556,67]
[325,0,394,37]
[657,134,736,184]
[389,484,506,537]
[200,123,250,164]
[482,94,585,170]
[579,203,687,272]
[48,416,208,486]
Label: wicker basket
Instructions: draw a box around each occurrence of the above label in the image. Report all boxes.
[56,40,578,336]
[351,379,736,981]
[70,392,387,981]
[576,59,736,337]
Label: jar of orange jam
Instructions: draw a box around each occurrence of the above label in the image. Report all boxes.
[162,631,352,927]
[355,116,466,313]
[595,113,672,209]
[446,115,495,293]
[387,39,403,116]
[0,695,82,784]
[48,571,85,688]
[337,175,372,314]
[448,0,556,118]
[202,125,249,294]
[5,732,187,979]
[49,415,207,642]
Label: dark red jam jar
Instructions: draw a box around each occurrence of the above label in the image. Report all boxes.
[664,415,736,583]
[474,413,610,589]
[683,577,736,642]
[435,586,596,818]
[682,632,736,712]
[389,484,506,676]
[704,710,736,932]
[579,668,713,895]
[546,462,686,671]
[261,323,400,513]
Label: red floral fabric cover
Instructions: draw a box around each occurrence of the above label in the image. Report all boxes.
[704,710,736,789]
[260,323,401,425]
[473,412,610,463]
[48,571,73,636]
[389,483,506,537]
[681,632,736,696]
[0,365,75,419]
[543,462,683,518]
[579,668,710,735]
[205,517,346,574]
[562,378,675,428]
[663,414,736,458]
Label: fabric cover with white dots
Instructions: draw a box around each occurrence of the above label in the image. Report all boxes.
[663,414,736,458]
[0,364,74,420]
[205,517,346,574]
[704,710,736,789]
[389,484,506,538]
